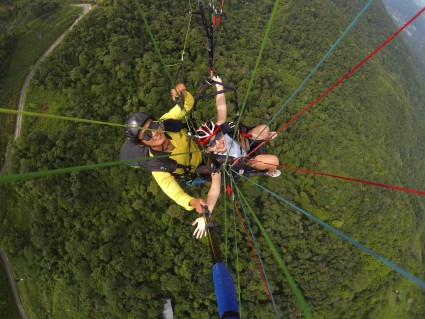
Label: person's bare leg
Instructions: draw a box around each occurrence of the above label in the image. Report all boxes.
[248,125,270,141]
[247,154,279,175]
[239,125,270,150]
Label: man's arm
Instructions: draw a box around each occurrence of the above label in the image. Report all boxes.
[152,171,205,212]
[160,85,195,121]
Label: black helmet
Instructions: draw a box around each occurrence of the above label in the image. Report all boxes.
[124,111,154,144]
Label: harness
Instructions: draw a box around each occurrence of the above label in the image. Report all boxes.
[120,117,217,185]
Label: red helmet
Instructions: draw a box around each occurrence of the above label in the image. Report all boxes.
[194,121,221,146]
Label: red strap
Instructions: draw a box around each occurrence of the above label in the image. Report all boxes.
[226,184,232,196]
[281,165,425,196]
[233,200,276,308]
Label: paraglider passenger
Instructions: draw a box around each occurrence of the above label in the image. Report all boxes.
[193,76,281,177]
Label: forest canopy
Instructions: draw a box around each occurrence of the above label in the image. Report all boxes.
[1,0,425,318]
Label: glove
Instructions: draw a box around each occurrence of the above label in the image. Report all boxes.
[212,75,223,89]
[219,122,236,134]
[192,216,207,239]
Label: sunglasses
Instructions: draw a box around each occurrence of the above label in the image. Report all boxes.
[140,121,161,142]
[205,132,223,148]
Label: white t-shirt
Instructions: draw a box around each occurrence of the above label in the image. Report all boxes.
[215,134,247,158]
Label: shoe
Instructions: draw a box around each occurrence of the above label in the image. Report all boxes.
[268,132,277,140]
[266,170,281,177]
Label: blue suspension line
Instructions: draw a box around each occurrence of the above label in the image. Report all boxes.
[249,0,375,145]
[236,172,425,290]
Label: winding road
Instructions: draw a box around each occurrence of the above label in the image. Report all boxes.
[0,248,29,319]
[0,4,92,318]
[14,4,92,141]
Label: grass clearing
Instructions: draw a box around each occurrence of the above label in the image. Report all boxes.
[17,280,43,319]
[23,86,70,135]
[15,271,84,319]
[370,279,424,319]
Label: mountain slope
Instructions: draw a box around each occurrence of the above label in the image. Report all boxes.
[1,0,425,318]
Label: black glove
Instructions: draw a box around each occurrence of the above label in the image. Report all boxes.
[174,96,185,110]
[219,122,236,134]
[211,162,222,173]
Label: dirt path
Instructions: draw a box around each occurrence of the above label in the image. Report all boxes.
[14,4,92,141]
[1,4,92,175]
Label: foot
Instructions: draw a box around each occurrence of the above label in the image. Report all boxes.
[266,170,281,177]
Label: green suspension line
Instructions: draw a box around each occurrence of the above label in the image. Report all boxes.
[0,151,199,184]
[233,181,313,319]
[0,108,178,135]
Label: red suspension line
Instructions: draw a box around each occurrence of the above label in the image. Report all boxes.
[243,159,425,196]
[282,164,425,196]
[232,200,277,309]
[245,6,425,158]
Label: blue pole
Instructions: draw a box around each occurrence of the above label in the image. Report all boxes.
[203,209,240,318]
[213,262,239,319]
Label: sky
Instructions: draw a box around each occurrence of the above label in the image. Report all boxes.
[413,0,425,7]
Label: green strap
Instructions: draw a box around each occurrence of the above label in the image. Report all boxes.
[0,151,199,184]
[232,181,242,318]
[134,0,173,86]
[233,181,313,319]
[0,108,177,135]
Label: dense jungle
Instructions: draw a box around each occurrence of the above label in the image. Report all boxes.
[1,0,425,318]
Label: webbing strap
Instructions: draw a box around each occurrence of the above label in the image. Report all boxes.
[193,78,239,114]
[198,0,214,69]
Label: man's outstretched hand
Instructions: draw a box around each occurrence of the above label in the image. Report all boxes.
[189,198,207,214]
[171,83,186,102]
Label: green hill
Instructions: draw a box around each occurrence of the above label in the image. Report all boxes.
[1,0,425,318]
[0,0,82,166]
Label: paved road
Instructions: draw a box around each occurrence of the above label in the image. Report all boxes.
[0,248,29,319]
[14,4,92,141]
[1,4,92,176]
[0,4,93,318]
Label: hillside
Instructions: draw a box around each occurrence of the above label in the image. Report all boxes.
[1,0,425,318]
[0,0,83,166]
[381,0,425,74]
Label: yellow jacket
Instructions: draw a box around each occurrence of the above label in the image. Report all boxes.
[150,92,202,210]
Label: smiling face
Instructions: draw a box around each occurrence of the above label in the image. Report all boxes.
[205,132,227,153]
[137,119,165,147]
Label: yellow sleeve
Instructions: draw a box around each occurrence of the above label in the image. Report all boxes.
[151,171,194,211]
[160,92,194,121]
